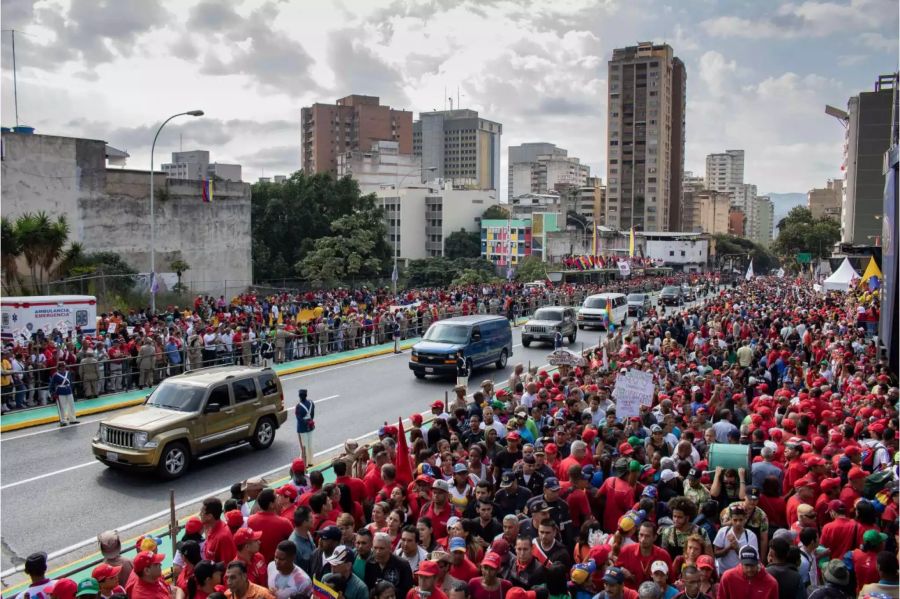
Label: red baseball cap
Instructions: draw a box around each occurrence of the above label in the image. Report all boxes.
[794,477,815,488]
[133,551,165,575]
[431,400,444,410]
[411,413,423,426]
[91,563,122,582]
[233,527,263,547]
[482,552,502,569]
[618,442,634,456]
[45,579,78,599]
[185,517,203,535]
[507,431,521,441]
[415,561,440,577]
[224,510,244,530]
[820,477,842,492]
[848,467,867,481]
[507,589,538,599]
[276,484,298,500]
[697,555,715,570]
[291,458,306,473]
[544,443,558,454]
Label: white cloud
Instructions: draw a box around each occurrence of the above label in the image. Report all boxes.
[698,51,737,98]
[702,0,892,39]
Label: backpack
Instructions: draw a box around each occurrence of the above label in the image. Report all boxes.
[863,469,894,499]
[861,442,887,472]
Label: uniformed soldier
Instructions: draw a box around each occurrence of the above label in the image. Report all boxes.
[79,350,100,399]
[137,339,155,389]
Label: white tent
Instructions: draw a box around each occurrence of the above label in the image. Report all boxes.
[822,258,860,291]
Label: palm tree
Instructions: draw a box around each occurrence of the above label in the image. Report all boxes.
[37,214,70,288]
[15,212,43,293]
[1,217,23,294]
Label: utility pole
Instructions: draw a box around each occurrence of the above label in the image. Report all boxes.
[9,29,19,127]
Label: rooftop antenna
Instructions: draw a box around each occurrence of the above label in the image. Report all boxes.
[449,97,453,111]
[4,29,20,126]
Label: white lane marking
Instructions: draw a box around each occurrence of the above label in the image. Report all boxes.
[280,351,403,380]
[0,460,100,490]
[0,415,108,442]
[314,394,340,404]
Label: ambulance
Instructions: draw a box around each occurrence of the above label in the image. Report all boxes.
[1,295,97,343]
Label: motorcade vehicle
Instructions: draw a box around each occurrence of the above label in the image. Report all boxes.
[626,293,652,316]
[409,315,513,379]
[92,366,287,479]
[577,293,627,330]
[658,286,685,306]
[522,306,577,347]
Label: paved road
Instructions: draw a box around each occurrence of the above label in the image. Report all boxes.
[0,320,619,574]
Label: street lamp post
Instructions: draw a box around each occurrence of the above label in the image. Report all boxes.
[390,164,437,295]
[149,110,204,312]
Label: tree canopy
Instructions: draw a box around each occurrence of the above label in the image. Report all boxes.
[515,255,548,282]
[444,229,482,259]
[712,234,780,274]
[772,206,841,261]
[298,205,391,283]
[251,172,390,282]
[405,257,497,288]
[482,205,510,220]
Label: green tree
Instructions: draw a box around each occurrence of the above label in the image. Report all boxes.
[515,255,548,282]
[298,202,391,283]
[444,229,482,259]
[451,268,498,286]
[772,206,840,261]
[1,217,23,294]
[13,211,70,293]
[406,257,498,287]
[482,205,510,220]
[713,234,779,274]
[252,172,378,282]
[169,255,191,293]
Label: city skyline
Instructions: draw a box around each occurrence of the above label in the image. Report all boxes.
[1,0,896,200]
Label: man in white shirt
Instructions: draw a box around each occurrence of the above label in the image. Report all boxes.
[393,527,427,572]
[267,539,311,599]
[480,406,507,438]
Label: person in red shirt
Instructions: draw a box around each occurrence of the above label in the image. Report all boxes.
[820,500,860,563]
[599,459,642,534]
[785,478,817,527]
[716,546,778,599]
[274,485,299,520]
[247,489,293,562]
[128,551,171,599]
[564,468,594,532]
[233,528,267,588]
[45,578,78,599]
[839,467,867,507]
[448,537,479,582]
[333,460,366,504]
[616,521,673,590]
[201,497,238,564]
[467,552,512,599]
[420,480,456,540]
[781,441,807,495]
[850,530,887,594]
[814,477,842,528]
[557,440,589,481]
[406,561,448,599]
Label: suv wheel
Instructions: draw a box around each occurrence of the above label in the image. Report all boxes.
[250,417,276,450]
[413,370,425,379]
[495,349,508,370]
[522,336,532,348]
[568,329,577,344]
[157,442,190,480]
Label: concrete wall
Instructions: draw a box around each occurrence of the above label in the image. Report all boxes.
[646,239,708,265]
[1,131,252,295]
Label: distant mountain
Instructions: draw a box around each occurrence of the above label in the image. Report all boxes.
[765,192,806,228]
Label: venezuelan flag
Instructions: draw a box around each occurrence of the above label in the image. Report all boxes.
[313,578,338,599]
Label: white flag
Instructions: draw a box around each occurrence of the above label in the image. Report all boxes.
[776,268,785,278]
[391,264,398,282]
[745,261,754,281]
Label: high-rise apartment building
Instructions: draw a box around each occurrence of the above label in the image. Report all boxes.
[840,75,895,243]
[728,207,746,236]
[301,95,413,176]
[696,190,730,235]
[705,150,744,191]
[413,109,502,191]
[808,179,844,220]
[680,170,706,231]
[507,143,589,199]
[753,196,774,246]
[606,42,686,232]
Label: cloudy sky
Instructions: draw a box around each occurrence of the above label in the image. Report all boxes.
[1,0,897,197]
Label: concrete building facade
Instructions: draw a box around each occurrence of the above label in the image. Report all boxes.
[680,170,706,232]
[481,219,532,267]
[336,141,425,190]
[507,142,590,200]
[840,75,895,243]
[728,207,746,236]
[753,196,775,246]
[697,190,731,235]
[413,109,502,191]
[373,182,495,261]
[301,95,413,176]
[808,178,844,220]
[606,42,686,232]
[1,131,252,294]
[705,150,744,191]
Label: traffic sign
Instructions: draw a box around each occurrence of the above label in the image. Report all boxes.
[797,253,812,264]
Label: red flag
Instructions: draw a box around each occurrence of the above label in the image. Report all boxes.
[394,417,413,487]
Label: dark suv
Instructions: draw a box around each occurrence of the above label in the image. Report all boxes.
[658,286,684,306]
[522,307,577,347]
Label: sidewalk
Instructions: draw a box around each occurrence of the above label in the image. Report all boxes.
[0,337,422,433]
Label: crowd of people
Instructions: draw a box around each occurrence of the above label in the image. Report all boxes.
[13,273,897,599]
[0,273,704,415]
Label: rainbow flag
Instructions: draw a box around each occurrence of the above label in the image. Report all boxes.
[202,179,214,203]
[313,578,339,599]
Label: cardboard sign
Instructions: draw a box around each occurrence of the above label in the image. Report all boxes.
[612,368,655,418]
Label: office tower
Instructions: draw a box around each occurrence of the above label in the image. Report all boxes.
[808,179,844,220]
[606,42,686,232]
[753,196,775,246]
[507,143,589,200]
[705,150,744,191]
[413,109,502,191]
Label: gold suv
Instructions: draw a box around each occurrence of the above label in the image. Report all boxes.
[91,366,288,479]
